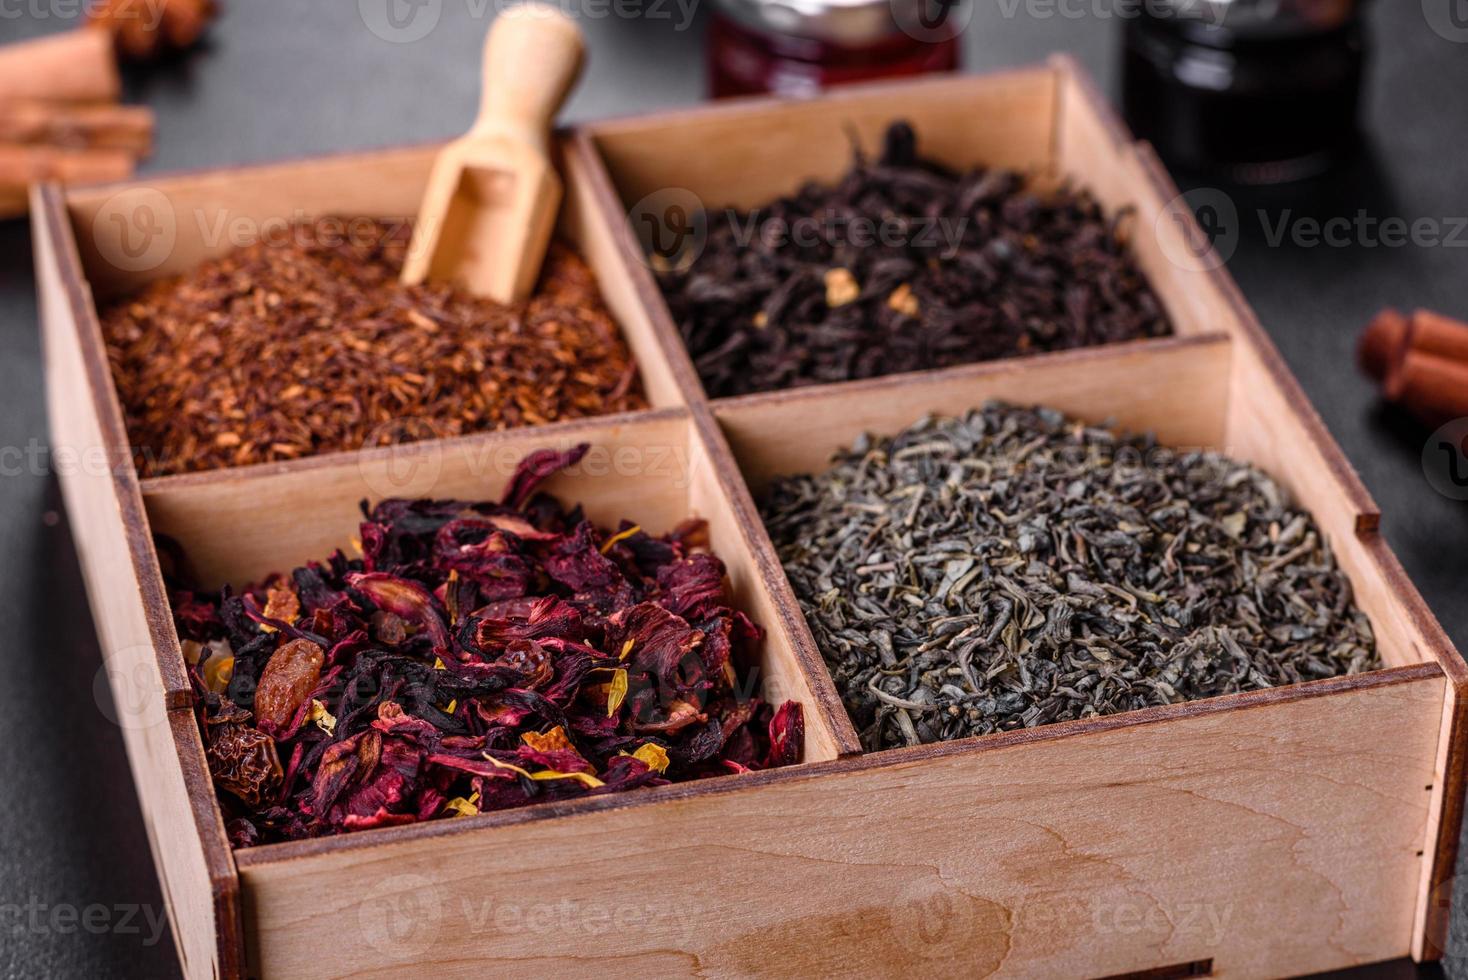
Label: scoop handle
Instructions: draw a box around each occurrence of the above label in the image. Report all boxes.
[472,4,585,153]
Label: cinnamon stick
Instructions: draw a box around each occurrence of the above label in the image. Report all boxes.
[1408,308,1468,364]
[0,183,28,220]
[1358,307,1409,382]
[0,143,136,185]
[0,30,121,103]
[0,101,154,155]
[1358,307,1468,381]
[1385,349,1468,430]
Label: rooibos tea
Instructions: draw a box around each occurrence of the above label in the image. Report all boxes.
[172,445,803,845]
[653,122,1172,398]
[761,403,1377,751]
[101,219,646,477]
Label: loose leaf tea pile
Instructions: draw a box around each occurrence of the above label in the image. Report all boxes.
[655,122,1171,397]
[761,404,1377,751]
[174,445,802,845]
[102,219,645,477]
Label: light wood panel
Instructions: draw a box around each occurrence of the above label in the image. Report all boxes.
[587,67,1057,212]
[236,668,1444,979]
[714,335,1232,497]
[34,185,240,980]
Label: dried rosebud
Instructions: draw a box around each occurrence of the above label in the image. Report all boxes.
[254,639,324,735]
[207,722,282,808]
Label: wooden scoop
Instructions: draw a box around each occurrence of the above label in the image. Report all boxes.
[401,4,585,302]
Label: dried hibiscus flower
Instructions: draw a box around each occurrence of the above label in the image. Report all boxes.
[174,444,805,845]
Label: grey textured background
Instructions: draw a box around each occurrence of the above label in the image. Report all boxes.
[0,1,1465,976]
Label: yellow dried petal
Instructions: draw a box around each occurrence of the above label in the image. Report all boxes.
[482,753,604,788]
[887,283,920,318]
[607,668,629,717]
[442,794,480,817]
[521,726,574,753]
[600,525,642,555]
[824,267,860,307]
[202,649,234,694]
[444,699,458,714]
[259,585,300,635]
[530,769,604,789]
[630,742,670,774]
[483,754,534,779]
[307,699,337,735]
[619,638,635,661]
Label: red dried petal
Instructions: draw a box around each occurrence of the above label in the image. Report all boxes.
[501,444,589,509]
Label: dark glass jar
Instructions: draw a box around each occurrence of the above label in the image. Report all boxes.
[1121,0,1366,184]
[708,0,962,99]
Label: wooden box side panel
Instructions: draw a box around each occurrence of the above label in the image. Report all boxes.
[33,186,240,980]
[237,671,1444,979]
[1221,330,1467,958]
[586,68,1057,213]
[143,410,693,591]
[715,334,1232,498]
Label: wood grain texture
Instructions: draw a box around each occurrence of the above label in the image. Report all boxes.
[236,668,1445,979]
[34,184,240,980]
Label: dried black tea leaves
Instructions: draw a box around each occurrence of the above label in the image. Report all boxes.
[174,445,803,845]
[761,403,1378,751]
[655,122,1172,398]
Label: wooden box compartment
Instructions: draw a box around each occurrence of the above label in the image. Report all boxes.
[32,58,1467,980]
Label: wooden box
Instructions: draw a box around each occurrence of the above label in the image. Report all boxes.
[34,57,1466,979]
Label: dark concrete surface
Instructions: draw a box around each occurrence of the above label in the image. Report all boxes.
[0,1,1465,976]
